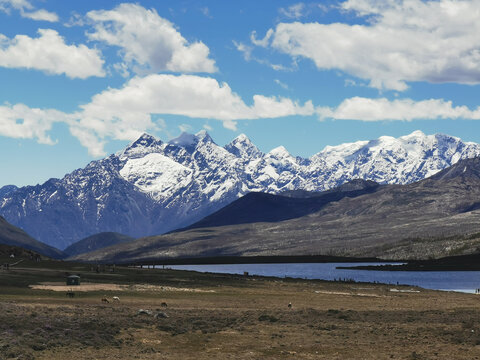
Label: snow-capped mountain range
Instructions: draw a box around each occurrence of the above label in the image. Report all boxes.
[1,130,479,250]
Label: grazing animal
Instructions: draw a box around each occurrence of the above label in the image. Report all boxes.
[112,296,120,302]
[137,309,152,315]
[66,291,75,298]
[288,302,292,309]
[160,302,168,308]
[101,296,109,303]
[154,311,169,319]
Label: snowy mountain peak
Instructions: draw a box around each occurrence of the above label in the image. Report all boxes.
[129,132,160,147]
[119,132,163,159]
[225,133,263,159]
[404,130,425,138]
[399,130,430,144]
[169,131,214,150]
[234,133,250,143]
[195,130,214,143]
[2,130,480,250]
[169,132,197,148]
[268,145,291,158]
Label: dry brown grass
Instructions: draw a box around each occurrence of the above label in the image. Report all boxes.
[2,263,480,359]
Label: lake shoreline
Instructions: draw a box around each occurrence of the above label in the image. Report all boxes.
[128,252,480,272]
[127,254,391,266]
[338,252,480,271]
[3,257,480,359]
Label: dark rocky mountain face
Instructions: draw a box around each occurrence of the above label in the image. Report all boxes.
[71,157,480,263]
[180,179,381,231]
[1,130,479,250]
[0,185,18,199]
[0,159,156,250]
[64,232,135,257]
[0,216,63,258]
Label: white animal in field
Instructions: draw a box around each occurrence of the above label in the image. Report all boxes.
[113,296,120,302]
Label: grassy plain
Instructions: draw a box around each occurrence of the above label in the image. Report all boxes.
[2,257,480,359]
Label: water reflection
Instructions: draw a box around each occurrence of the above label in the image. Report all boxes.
[166,263,480,293]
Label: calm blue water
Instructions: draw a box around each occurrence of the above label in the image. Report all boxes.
[167,263,480,293]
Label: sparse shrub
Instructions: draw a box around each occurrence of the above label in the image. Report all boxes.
[258,314,278,323]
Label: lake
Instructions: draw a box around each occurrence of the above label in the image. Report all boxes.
[167,263,480,293]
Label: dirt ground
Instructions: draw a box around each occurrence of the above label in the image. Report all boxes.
[2,260,480,359]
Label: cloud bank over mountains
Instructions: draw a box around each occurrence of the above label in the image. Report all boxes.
[0,74,315,156]
[1,1,480,157]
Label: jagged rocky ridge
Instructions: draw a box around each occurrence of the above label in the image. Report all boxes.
[72,157,480,263]
[1,130,479,250]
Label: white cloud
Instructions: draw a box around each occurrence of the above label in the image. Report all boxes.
[233,40,253,61]
[279,3,306,19]
[250,29,274,48]
[274,79,289,90]
[255,0,480,90]
[79,74,313,123]
[0,0,58,22]
[317,97,480,121]
[6,73,480,156]
[22,9,58,22]
[0,0,30,11]
[178,123,192,133]
[0,74,314,156]
[86,3,217,75]
[0,29,105,78]
[235,37,293,71]
[0,103,70,144]
[222,120,237,131]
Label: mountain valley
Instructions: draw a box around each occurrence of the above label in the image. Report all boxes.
[71,157,480,263]
[1,130,478,251]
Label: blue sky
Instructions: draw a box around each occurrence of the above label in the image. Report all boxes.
[1,0,480,186]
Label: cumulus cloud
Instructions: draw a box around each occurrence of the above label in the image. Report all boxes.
[254,0,480,90]
[80,74,313,122]
[0,0,58,21]
[86,3,217,75]
[73,74,312,152]
[0,29,105,78]
[0,74,314,156]
[0,103,71,144]
[317,97,480,121]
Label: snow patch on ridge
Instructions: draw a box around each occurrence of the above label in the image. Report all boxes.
[119,153,193,200]
[2,129,480,250]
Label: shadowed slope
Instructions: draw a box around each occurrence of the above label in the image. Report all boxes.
[0,216,63,258]
[64,232,135,256]
[180,180,380,231]
[73,157,480,263]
